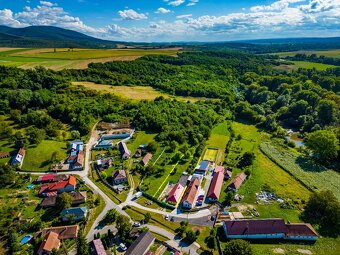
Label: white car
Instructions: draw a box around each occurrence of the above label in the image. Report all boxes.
[165,214,170,220]
[119,243,127,251]
[133,222,141,227]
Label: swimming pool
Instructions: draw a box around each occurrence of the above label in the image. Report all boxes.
[20,235,32,245]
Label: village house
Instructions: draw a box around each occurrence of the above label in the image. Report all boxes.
[141,153,152,166]
[38,231,60,255]
[11,147,25,167]
[91,239,107,255]
[96,158,113,170]
[214,165,232,179]
[181,178,200,209]
[39,176,76,196]
[134,148,142,158]
[228,172,247,192]
[36,173,57,183]
[40,191,86,208]
[72,151,84,170]
[118,141,131,159]
[35,225,78,242]
[207,171,224,202]
[223,219,318,241]
[0,151,10,159]
[112,170,127,185]
[66,141,84,170]
[195,160,211,175]
[60,207,88,222]
[125,231,155,255]
[167,183,185,205]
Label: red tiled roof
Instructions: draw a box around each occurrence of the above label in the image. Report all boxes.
[75,151,84,166]
[92,239,107,255]
[225,219,287,236]
[36,225,78,240]
[38,174,56,182]
[182,178,199,205]
[207,171,224,200]
[141,153,152,166]
[214,165,224,173]
[286,224,318,237]
[39,176,76,195]
[38,232,60,254]
[167,183,184,203]
[228,172,247,190]
[18,147,26,156]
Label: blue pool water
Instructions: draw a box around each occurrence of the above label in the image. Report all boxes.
[20,235,32,245]
[27,184,34,189]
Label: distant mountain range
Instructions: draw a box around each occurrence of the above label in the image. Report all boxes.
[0,25,120,48]
[0,25,339,51]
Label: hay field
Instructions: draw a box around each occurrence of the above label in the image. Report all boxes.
[203,148,219,162]
[72,81,207,102]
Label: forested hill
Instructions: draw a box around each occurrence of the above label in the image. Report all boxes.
[0,25,120,48]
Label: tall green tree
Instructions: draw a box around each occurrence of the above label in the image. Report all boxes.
[224,240,253,255]
[76,230,90,255]
[306,130,339,161]
[116,215,132,241]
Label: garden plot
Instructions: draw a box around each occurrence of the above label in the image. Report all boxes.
[203,148,219,162]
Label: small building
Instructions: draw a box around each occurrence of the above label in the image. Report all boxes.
[207,171,224,202]
[96,158,113,170]
[125,231,155,255]
[141,153,152,166]
[118,141,131,159]
[223,219,287,239]
[167,183,185,205]
[228,172,247,192]
[181,178,200,209]
[134,148,142,158]
[94,140,113,150]
[39,176,76,196]
[11,147,25,167]
[35,225,79,240]
[91,239,107,255]
[72,151,84,170]
[71,191,87,205]
[40,197,57,208]
[195,160,210,175]
[112,170,127,185]
[60,207,88,222]
[38,231,60,255]
[36,174,57,183]
[101,133,130,140]
[285,223,318,241]
[178,175,189,187]
[69,141,84,152]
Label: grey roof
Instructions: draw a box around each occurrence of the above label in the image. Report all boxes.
[125,231,155,255]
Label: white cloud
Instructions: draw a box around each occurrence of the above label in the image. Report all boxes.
[155,8,171,14]
[39,1,55,7]
[118,9,147,20]
[166,0,186,7]
[176,14,192,19]
[187,0,199,7]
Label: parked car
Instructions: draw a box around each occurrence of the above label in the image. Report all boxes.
[165,214,169,220]
[133,222,141,227]
[196,201,202,206]
[197,195,204,201]
[119,243,127,251]
[170,216,175,222]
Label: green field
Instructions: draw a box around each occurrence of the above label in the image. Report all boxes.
[0,47,180,70]
[273,49,340,58]
[72,82,208,102]
[205,121,230,164]
[260,142,340,199]
[21,140,68,171]
[224,122,311,205]
[203,148,219,162]
[291,60,336,70]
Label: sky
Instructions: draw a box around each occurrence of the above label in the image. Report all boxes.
[0,0,339,42]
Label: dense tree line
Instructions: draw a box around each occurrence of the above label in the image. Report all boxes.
[286,53,340,66]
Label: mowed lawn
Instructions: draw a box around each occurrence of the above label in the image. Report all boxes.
[226,122,311,205]
[22,140,68,171]
[205,121,230,164]
[72,82,208,102]
[203,148,218,162]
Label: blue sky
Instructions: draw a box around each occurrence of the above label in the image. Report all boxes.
[0,0,339,42]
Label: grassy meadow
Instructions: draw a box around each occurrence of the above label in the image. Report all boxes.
[21,140,68,171]
[0,47,180,70]
[72,81,209,102]
[272,49,340,58]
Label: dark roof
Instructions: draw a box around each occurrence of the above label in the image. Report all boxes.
[71,191,87,204]
[112,170,127,181]
[125,231,155,255]
[40,197,57,207]
[197,160,210,171]
[286,224,318,237]
[225,219,287,235]
[178,175,189,187]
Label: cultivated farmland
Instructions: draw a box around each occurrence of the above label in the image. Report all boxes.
[260,142,340,199]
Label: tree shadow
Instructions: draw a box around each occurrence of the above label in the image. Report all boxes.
[39,160,51,168]
[295,156,327,173]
